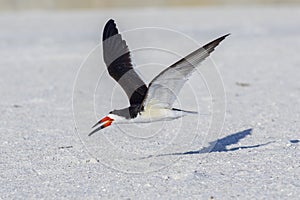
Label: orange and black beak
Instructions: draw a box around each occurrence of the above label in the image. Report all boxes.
[88,116,114,136]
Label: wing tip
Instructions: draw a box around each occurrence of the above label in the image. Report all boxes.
[103,19,118,41]
[203,33,230,53]
[219,33,231,42]
[223,33,231,38]
[107,18,115,23]
[214,33,231,44]
[106,19,116,28]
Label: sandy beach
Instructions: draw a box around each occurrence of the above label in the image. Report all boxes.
[1,6,299,199]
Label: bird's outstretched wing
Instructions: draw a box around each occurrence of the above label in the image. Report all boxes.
[102,19,148,106]
[142,34,230,109]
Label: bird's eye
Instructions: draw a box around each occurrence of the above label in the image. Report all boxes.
[109,111,112,114]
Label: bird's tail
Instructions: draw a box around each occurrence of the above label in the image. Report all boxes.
[172,107,197,114]
[172,108,209,115]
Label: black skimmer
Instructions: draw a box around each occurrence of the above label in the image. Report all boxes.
[89,19,229,136]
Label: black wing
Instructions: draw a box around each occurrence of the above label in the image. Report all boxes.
[102,19,148,106]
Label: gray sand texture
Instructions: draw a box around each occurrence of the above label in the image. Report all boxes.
[0,6,299,199]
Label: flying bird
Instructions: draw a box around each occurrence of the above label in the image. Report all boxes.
[89,19,229,136]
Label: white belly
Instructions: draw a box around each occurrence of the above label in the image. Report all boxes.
[133,107,184,123]
[107,107,194,124]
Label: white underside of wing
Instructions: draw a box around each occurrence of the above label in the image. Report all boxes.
[143,64,195,109]
[141,34,228,110]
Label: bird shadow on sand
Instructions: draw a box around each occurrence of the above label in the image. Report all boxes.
[142,128,273,159]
